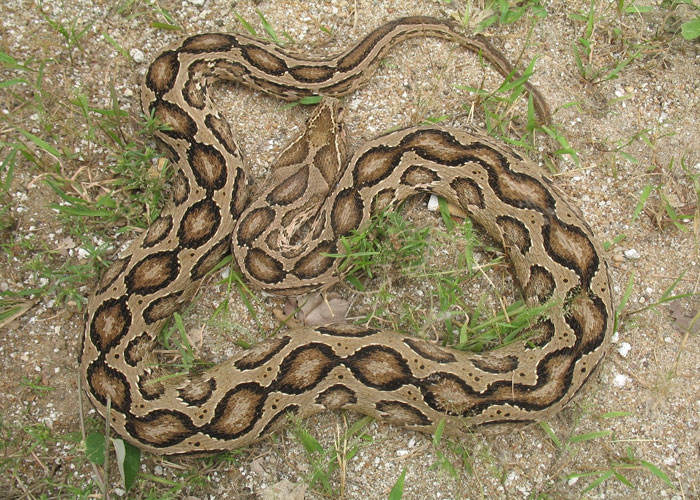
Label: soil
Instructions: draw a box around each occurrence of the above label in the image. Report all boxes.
[1,1,699,499]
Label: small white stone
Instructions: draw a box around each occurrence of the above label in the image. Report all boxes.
[427,195,439,212]
[154,464,163,475]
[623,248,640,259]
[613,373,629,387]
[130,48,145,63]
[396,449,409,457]
[189,0,206,5]
[568,476,578,486]
[617,342,631,358]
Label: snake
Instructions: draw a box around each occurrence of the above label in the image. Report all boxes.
[79,16,614,455]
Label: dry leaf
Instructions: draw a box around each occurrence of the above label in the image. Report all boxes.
[260,479,307,500]
[283,292,350,326]
[249,456,266,477]
[55,237,77,257]
[668,302,700,334]
[186,325,205,351]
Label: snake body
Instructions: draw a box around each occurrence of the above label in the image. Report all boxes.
[79,17,613,455]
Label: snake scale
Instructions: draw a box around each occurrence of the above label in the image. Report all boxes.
[79,17,614,455]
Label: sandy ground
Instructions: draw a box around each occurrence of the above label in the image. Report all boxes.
[1,0,699,499]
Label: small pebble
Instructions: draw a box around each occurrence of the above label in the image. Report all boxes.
[427,194,439,212]
[617,342,631,358]
[613,373,629,387]
[624,248,640,259]
[130,48,145,63]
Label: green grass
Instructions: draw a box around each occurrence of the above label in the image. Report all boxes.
[291,414,374,497]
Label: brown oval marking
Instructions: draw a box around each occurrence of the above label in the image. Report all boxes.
[138,370,166,400]
[191,237,230,281]
[236,207,276,246]
[542,219,598,287]
[375,400,431,426]
[245,248,285,284]
[314,142,343,185]
[525,264,556,302]
[451,177,485,210]
[488,166,556,213]
[346,345,412,391]
[565,290,608,355]
[419,372,478,417]
[266,165,309,206]
[143,291,183,324]
[90,297,131,352]
[171,170,190,206]
[336,20,398,72]
[315,384,357,408]
[316,325,380,337]
[227,168,248,220]
[525,319,555,349]
[353,146,399,188]
[273,343,339,394]
[180,33,237,53]
[204,382,267,440]
[179,376,217,406]
[150,99,197,140]
[182,78,205,110]
[275,135,310,168]
[292,240,335,280]
[125,250,179,296]
[146,50,179,95]
[401,129,470,165]
[177,198,221,249]
[235,336,292,371]
[288,64,337,83]
[125,409,196,448]
[143,215,173,249]
[205,113,240,158]
[96,257,129,295]
[402,338,456,364]
[241,44,287,75]
[86,358,131,413]
[124,331,150,367]
[370,188,397,214]
[470,355,519,374]
[496,215,531,254]
[400,165,440,186]
[187,142,227,191]
[331,188,363,236]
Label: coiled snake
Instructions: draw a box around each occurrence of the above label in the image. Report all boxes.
[79,17,613,455]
